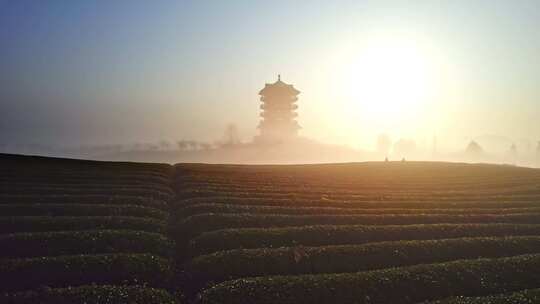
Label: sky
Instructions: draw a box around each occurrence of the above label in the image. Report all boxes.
[1,0,539,153]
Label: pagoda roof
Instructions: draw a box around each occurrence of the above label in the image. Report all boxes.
[259,75,300,96]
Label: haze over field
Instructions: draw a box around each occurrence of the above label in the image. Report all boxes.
[1,1,539,165]
[4,3,540,301]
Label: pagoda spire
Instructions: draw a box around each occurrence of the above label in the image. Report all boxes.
[256,77,301,143]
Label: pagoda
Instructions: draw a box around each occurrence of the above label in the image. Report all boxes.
[256,75,300,143]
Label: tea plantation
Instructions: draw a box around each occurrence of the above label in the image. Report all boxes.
[3,154,540,303]
[0,154,176,303]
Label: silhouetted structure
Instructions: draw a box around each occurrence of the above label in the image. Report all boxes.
[256,75,300,143]
[510,143,517,153]
[507,143,517,165]
[223,123,240,147]
[465,140,483,155]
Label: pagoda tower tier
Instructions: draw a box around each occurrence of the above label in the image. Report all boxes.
[260,103,298,110]
[257,75,301,142]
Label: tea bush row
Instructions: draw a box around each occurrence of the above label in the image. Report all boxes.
[1,153,172,173]
[424,288,540,303]
[177,189,539,202]
[179,186,540,201]
[0,216,167,234]
[176,183,539,199]
[177,203,540,218]
[0,195,169,210]
[0,285,181,304]
[3,183,174,193]
[0,230,174,258]
[188,223,540,256]
[186,236,540,288]
[1,174,173,187]
[0,254,174,291]
[178,213,540,239]
[0,204,168,219]
[179,196,540,209]
[200,254,540,304]
[2,176,171,186]
[1,187,174,200]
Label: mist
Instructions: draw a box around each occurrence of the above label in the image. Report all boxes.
[3,127,538,168]
[1,1,539,166]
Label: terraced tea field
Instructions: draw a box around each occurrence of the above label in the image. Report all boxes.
[0,154,177,303]
[175,163,540,304]
[3,154,540,303]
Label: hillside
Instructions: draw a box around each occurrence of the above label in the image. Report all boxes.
[2,154,540,303]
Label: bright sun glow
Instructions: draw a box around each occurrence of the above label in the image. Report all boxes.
[336,34,438,134]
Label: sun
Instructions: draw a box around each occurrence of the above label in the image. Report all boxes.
[339,35,437,131]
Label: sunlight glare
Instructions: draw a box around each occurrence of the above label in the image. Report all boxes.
[340,36,437,131]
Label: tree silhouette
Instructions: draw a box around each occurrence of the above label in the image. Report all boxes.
[508,143,517,165]
[177,140,189,151]
[465,140,483,155]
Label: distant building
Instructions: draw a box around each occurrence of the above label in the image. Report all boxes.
[256,75,300,143]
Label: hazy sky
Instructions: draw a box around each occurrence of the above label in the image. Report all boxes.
[1,0,539,151]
